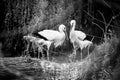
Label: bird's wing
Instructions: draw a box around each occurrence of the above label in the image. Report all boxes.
[38,30,60,40]
[53,32,65,47]
[75,31,86,40]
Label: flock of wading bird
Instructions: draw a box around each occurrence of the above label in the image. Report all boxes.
[24,20,93,61]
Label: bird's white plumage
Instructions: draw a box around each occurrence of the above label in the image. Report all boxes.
[38,30,59,40]
[79,40,92,50]
[69,20,86,48]
[74,31,86,40]
[78,40,92,61]
[38,24,66,48]
[37,24,66,60]
[69,20,87,60]
[70,20,86,42]
[36,39,52,47]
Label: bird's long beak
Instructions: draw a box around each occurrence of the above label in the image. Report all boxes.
[64,29,69,40]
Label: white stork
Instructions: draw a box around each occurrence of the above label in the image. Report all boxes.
[33,24,66,60]
[23,35,52,59]
[78,40,92,60]
[69,20,86,59]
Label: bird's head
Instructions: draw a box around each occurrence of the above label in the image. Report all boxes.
[59,24,66,32]
[59,24,69,40]
[70,20,76,28]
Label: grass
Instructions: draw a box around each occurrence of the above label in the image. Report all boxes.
[16,34,118,80]
[0,35,119,80]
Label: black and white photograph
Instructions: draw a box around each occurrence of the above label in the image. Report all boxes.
[0,0,120,80]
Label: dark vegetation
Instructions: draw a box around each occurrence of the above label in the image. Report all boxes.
[0,0,120,80]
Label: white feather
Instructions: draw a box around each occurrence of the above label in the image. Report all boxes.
[70,20,86,43]
[79,40,92,50]
[37,24,66,60]
[38,24,66,47]
[75,31,86,40]
[69,20,87,60]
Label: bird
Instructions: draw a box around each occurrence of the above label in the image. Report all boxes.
[70,20,86,41]
[23,35,51,59]
[35,39,52,59]
[78,40,92,61]
[69,20,86,60]
[32,24,66,60]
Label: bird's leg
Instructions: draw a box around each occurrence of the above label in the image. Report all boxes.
[72,44,77,61]
[47,50,49,60]
[46,42,51,61]
[37,43,42,59]
[24,41,30,57]
[81,50,82,61]
[26,42,32,58]
[73,49,76,56]
[87,45,90,57]
[72,49,76,61]
[37,47,39,59]
[38,47,41,59]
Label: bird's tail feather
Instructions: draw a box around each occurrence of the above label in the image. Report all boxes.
[32,32,48,40]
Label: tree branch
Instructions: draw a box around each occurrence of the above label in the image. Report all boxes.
[83,10,105,25]
[92,22,104,34]
[97,10,107,26]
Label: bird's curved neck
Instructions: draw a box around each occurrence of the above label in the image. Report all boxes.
[59,29,64,33]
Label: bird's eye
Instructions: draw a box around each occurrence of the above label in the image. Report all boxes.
[64,27,66,30]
